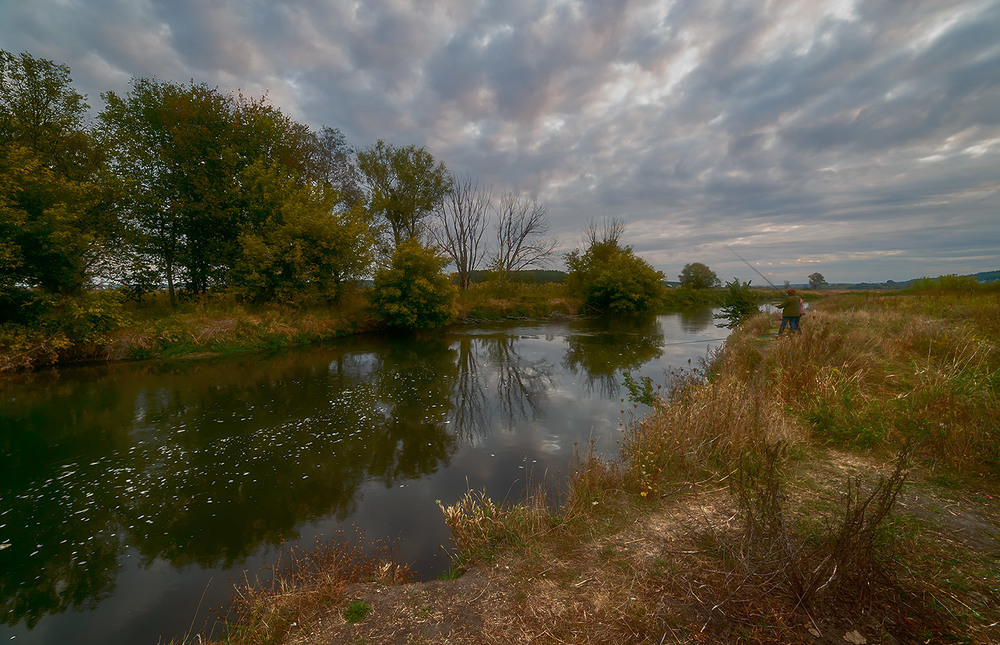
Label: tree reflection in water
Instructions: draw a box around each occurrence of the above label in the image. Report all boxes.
[562,314,665,396]
[0,335,460,629]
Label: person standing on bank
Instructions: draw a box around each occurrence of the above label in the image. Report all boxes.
[778,288,803,335]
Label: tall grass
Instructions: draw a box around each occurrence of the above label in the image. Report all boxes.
[105,290,370,361]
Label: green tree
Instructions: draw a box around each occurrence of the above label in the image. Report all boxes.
[808,272,828,289]
[678,262,720,289]
[565,239,667,314]
[370,240,457,329]
[0,50,111,309]
[100,79,315,303]
[357,140,452,247]
[229,163,375,304]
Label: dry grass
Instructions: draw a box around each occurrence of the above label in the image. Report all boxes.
[208,530,409,645]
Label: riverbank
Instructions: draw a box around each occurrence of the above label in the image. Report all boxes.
[194,291,1000,644]
[0,284,576,374]
[0,282,735,375]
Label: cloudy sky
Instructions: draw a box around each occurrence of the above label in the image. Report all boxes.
[2,0,998,284]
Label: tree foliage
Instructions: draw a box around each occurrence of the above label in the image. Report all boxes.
[0,50,110,303]
[370,240,457,329]
[357,140,451,248]
[229,163,375,304]
[99,78,356,304]
[679,262,720,289]
[808,272,828,289]
[565,238,667,314]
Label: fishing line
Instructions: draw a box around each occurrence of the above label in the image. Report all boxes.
[725,246,785,295]
[660,337,730,347]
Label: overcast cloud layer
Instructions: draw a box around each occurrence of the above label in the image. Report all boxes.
[2,0,998,283]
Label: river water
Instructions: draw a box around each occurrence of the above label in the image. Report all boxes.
[0,310,728,644]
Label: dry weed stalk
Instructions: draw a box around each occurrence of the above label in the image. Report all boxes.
[438,487,551,561]
[723,443,911,620]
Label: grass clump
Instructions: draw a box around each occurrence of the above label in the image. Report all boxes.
[213,530,407,645]
[455,281,578,321]
[342,599,371,624]
[437,487,553,571]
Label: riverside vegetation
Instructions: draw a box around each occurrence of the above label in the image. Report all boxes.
[180,282,1000,645]
[0,279,728,374]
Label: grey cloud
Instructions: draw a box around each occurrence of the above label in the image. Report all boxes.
[0,0,996,283]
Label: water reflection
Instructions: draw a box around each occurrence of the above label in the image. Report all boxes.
[451,334,555,439]
[679,307,715,333]
[0,313,726,641]
[0,335,463,629]
[562,315,665,395]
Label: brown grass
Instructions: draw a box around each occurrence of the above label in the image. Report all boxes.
[209,531,409,645]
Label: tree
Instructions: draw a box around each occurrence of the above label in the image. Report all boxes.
[678,262,720,289]
[0,50,113,321]
[370,240,457,329]
[808,272,828,289]
[303,126,363,207]
[489,192,557,283]
[431,171,491,290]
[583,216,625,247]
[100,78,325,303]
[357,140,451,247]
[229,163,375,304]
[565,235,667,314]
[101,79,236,303]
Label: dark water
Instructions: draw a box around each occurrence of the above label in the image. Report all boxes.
[0,310,727,644]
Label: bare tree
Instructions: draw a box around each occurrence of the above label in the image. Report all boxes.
[583,216,625,247]
[431,172,492,290]
[490,192,557,283]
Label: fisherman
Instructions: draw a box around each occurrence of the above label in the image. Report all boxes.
[778,289,803,335]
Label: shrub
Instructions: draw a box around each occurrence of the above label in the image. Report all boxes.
[370,240,457,329]
[564,241,666,314]
[713,277,759,328]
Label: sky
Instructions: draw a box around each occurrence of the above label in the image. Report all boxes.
[1,0,998,284]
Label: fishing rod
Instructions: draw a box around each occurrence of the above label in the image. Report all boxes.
[725,246,786,296]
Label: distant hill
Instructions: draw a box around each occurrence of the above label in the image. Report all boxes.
[972,270,1000,283]
[833,270,999,290]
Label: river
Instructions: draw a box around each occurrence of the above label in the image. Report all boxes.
[0,309,728,644]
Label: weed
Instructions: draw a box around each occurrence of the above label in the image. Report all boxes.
[343,599,371,624]
[437,487,551,568]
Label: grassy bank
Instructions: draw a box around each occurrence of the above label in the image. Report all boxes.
[192,289,999,644]
[0,281,740,373]
[0,283,585,373]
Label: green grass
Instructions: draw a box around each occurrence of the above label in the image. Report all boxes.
[343,599,371,624]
